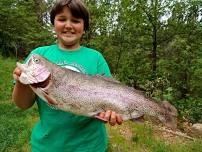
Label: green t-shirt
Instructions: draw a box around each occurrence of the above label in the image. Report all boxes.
[27,44,111,152]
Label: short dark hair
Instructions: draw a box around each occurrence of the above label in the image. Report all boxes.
[50,0,89,31]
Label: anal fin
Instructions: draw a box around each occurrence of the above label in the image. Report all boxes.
[130,115,145,124]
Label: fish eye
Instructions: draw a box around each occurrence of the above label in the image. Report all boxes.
[33,58,40,64]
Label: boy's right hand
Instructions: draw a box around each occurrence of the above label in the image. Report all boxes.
[12,67,36,109]
[13,67,22,81]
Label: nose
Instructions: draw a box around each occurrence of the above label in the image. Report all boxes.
[64,20,72,29]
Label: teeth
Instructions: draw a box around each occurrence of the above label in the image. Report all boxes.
[63,33,72,36]
[63,32,73,34]
[63,32,72,34]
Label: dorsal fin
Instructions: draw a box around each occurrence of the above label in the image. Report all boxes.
[95,74,121,84]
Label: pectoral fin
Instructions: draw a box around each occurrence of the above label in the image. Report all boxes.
[43,92,58,105]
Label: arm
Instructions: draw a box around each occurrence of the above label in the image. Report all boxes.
[12,67,36,110]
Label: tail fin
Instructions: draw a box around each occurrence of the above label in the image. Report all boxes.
[160,101,178,129]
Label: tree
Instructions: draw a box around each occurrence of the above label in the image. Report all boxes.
[0,0,54,58]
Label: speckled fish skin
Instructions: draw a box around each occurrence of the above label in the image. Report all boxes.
[17,54,177,128]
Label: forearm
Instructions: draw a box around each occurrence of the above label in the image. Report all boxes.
[12,81,36,110]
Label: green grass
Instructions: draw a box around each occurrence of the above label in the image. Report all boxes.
[0,56,38,152]
[0,55,202,152]
[107,122,202,152]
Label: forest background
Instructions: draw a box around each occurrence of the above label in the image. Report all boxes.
[0,0,202,127]
[0,0,202,122]
[0,0,202,151]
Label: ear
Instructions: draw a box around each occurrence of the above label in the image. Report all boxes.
[53,26,56,32]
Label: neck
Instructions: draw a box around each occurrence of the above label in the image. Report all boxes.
[58,43,80,51]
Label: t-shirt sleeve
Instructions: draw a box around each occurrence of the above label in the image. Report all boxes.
[97,52,112,77]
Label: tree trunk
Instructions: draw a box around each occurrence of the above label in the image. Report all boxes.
[152,25,157,73]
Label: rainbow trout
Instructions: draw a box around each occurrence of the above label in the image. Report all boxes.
[17,54,177,128]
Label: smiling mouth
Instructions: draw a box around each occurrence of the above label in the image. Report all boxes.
[63,31,75,34]
[62,34,74,38]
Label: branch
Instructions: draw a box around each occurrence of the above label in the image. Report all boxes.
[155,126,195,141]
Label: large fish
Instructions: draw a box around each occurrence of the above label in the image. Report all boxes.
[17,54,177,128]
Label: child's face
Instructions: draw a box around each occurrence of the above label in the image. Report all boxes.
[54,7,85,50]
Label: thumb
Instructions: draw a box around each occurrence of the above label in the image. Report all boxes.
[13,67,22,81]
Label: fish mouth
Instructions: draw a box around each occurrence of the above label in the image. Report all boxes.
[17,62,27,72]
[30,75,51,88]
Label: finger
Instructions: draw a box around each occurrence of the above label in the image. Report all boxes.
[13,74,19,81]
[109,111,116,126]
[104,110,111,121]
[94,112,108,122]
[94,115,108,123]
[116,114,123,125]
[98,112,105,118]
[13,67,22,77]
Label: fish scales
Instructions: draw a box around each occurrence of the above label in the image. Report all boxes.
[52,71,143,117]
[17,54,177,128]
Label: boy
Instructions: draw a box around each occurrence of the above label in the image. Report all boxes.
[12,0,123,151]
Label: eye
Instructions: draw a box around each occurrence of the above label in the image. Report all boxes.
[58,18,66,22]
[33,58,40,64]
[71,19,81,23]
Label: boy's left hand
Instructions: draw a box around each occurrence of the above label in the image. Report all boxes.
[96,110,123,126]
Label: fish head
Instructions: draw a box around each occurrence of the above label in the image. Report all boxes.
[17,54,51,85]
